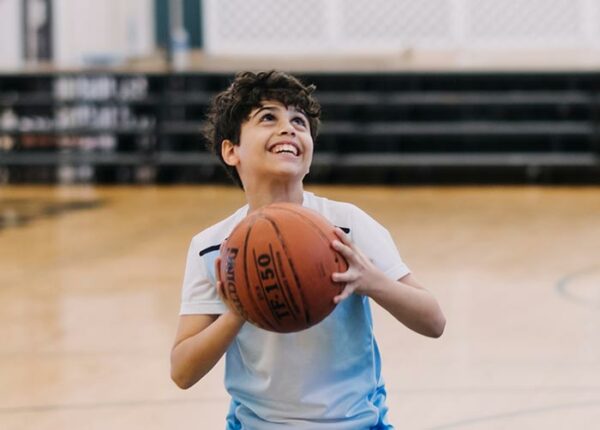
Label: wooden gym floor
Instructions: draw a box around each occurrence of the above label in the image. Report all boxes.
[0,185,599,429]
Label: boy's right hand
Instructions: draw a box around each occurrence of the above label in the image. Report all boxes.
[214,256,226,299]
[214,257,246,325]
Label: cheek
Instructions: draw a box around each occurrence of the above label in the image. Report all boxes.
[300,128,313,145]
[304,137,314,155]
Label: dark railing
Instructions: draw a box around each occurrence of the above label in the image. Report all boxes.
[0,71,599,184]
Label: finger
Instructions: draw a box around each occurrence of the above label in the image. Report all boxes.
[216,280,227,301]
[333,233,371,267]
[334,227,352,246]
[332,239,356,262]
[332,270,357,284]
[333,285,355,303]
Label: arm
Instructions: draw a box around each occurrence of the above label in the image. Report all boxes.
[331,228,445,338]
[170,311,244,389]
[170,257,245,389]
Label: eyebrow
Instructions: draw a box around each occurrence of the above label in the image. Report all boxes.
[250,105,276,119]
[250,105,307,120]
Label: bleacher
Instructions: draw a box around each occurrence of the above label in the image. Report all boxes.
[1,70,599,184]
[304,71,600,184]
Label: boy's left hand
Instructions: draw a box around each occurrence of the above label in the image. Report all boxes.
[330,228,385,303]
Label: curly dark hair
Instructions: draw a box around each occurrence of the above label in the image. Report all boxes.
[203,70,321,188]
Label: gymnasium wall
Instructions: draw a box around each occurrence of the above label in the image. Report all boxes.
[3,1,600,69]
[203,0,600,55]
[1,1,600,185]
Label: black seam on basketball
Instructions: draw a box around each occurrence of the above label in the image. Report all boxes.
[251,247,280,324]
[269,206,348,324]
[243,219,276,331]
[268,242,301,320]
[273,246,301,318]
[271,206,349,277]
[263,212,313,326]
[251,243,298,325]
[260,216,303,322]
[268,207,346,324]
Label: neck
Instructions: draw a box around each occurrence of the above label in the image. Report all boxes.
[244,180,304,213]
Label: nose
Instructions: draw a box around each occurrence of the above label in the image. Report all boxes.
[278,118,296,136]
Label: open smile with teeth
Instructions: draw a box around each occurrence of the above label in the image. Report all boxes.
[270,143,300,156]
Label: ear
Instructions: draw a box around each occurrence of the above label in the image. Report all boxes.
[221,139,239,167]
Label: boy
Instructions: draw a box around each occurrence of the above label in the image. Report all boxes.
[170,71,445,429]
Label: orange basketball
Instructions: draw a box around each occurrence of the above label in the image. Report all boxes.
[218,202,348,333]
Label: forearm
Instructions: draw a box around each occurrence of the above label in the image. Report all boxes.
[368,274,446,338]
[171,312,244,389]
[331,229,445,337]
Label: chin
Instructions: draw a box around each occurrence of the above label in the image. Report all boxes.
[270,168,307,181]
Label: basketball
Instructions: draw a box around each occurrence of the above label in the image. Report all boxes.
[218,203,348,333]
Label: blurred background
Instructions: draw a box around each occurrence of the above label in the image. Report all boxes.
[1,0,600,185]
[2,2,600,430]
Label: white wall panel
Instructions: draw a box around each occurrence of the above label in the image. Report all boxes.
[204,0,330,54]
[203,0,600,55]
[0,0,22,69]
[465,0,583,48]
[342,0,451,41]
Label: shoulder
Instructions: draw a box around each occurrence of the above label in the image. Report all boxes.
[304,191,360,219]
[189,205,248,253]
[303,191,373,229]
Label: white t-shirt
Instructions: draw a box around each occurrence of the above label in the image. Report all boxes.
[180,192,410,430]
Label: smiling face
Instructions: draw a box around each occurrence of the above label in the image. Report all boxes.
[221,100,314,189]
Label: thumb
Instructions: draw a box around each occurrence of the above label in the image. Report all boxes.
[214,256,222,284]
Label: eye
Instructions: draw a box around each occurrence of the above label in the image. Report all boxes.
[292,116,307,127]
[260,112,275,122]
